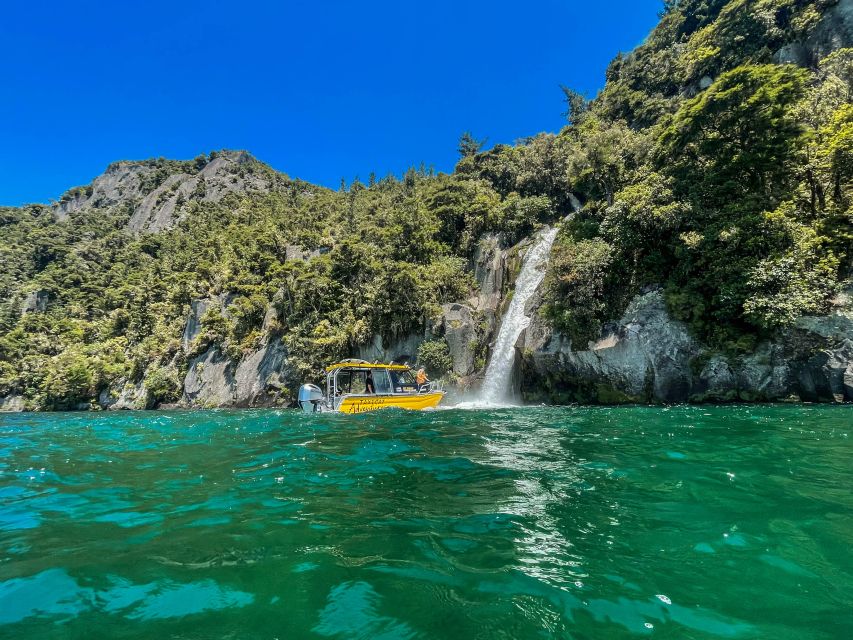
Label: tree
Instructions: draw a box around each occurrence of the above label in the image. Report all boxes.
[560,86,589,125]
[659,64,808,209]
[457,131,485,158]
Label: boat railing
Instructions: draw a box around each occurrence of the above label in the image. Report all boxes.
[421,380,443,393]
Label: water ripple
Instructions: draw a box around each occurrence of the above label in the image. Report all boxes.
[0,405,850,638]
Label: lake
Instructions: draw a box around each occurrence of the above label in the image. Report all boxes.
[1,405,851,639]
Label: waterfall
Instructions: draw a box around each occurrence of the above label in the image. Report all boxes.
[479,227,558,405]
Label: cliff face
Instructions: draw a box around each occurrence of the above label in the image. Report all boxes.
[518,283,853,405]
[53,150,282,232]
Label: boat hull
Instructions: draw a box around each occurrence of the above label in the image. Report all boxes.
[337,392,444,414]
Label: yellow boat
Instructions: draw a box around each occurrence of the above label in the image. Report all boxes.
[297,359,444,414]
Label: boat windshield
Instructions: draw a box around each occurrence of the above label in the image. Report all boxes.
[390,369,417,393]
[373,369,392,394]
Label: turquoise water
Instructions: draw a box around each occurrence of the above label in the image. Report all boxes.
[0,406,851,639]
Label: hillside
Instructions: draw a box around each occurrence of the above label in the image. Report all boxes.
[1,0,852,410]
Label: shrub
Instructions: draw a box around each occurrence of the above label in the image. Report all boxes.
[417,340,453,378]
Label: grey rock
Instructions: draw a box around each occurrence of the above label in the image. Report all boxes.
[844,364,853,400]
[441,303,478,376]
[470,233,505,317]
[233,337,290,406]
[699,75,714,90]
[523,289,699,403]
[182,299,216,350]
[794,289,853,341]
[736,343,791,401]
[182,337,293,408]
[774,0,853,66]
[797,339,853,402]
[101,379,151,410]
[775,42,810,66]
[0,395,25,412]
[52,151,276,232]
[181,294,238,351]
[804,0,853,62]
[20,290,49,315]
[182,346,235,407]
[262,289,284,331]
[696,356,738,402]
[128,151,270,232]
[53,162,154,221]
[518,273,853,404]
[357,331,430,365]
[285,245,306,261]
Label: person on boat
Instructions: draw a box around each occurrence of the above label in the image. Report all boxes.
[389,370,405,393]
[365,372,376,394]
[415,368,429,391]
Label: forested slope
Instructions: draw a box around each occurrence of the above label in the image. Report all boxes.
[1,0,851,410]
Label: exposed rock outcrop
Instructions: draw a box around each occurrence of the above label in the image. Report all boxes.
[775,0,853,65]
[523,289,698,403]
[520,283,853,404]
[356,331,432,365]
[181,336,292,408]
[20,290,49,315]
[182,346,236,407]
[127,151,272,232]
[52,151,280,232]
[469,233,505,318]
[99,380,152,410]
[0,395,25,412]
[440,303,479,377]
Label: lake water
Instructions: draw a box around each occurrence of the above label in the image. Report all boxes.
[0,406,851,639]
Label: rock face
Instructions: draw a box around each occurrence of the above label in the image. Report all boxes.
[523,289,699,403]
[99,380,152,410]
[54,162,153,221]
[470,233,505,317]
[181,337,292,408]
[182,299,216,350]
[127,151,273,232]
[181,295,238,350]
[351,233,516,381]
[440,303,479,377]
[775,0,853,65]
[520,284,853,404]
[0,395,25,412]
[356,331,432,365]
[20,290,49,315]
[53,151,279,232]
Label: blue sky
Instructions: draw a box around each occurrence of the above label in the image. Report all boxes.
[0,0,662,206]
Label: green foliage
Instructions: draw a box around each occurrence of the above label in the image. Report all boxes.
[145,366,181,404]
[742,206,840,326]
[542,237,618,345]
[660,64,808,208]
[416,339,453,378]
[560,86,589,125]
[0,159,478,406]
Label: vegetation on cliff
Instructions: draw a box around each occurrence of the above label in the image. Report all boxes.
[539,0,852,349]
[0,0,850,409]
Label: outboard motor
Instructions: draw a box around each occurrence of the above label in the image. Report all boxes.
[298,384,324,413]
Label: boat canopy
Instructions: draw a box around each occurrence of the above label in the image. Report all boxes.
[325,360,410,373]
